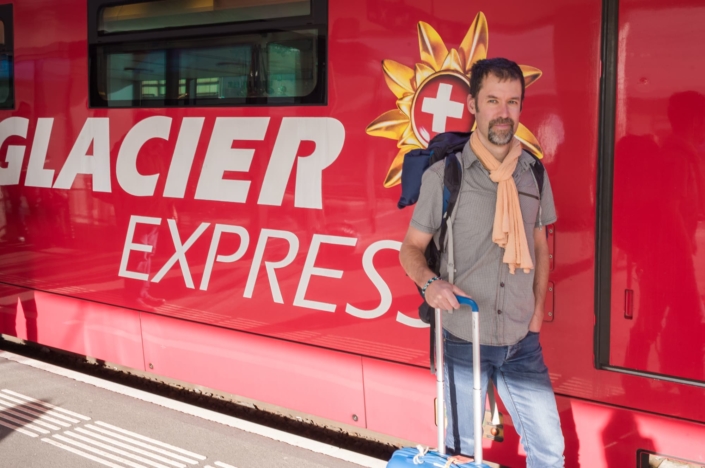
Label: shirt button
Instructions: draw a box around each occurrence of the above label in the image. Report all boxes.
[497,309,503,315]
[500,282,505,287]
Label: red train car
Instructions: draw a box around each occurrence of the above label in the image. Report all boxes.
[1,0,704,466]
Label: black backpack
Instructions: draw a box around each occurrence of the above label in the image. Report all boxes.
[399,131,545,371]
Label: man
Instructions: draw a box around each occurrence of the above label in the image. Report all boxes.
[399,58,565,467]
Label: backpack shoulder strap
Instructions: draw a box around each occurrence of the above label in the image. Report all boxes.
[526,152,547,228]
[527,152,545,198]
[428,153,463,375]
[438,152,463,255]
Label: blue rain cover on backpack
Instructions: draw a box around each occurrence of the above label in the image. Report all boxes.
[397,131,471,209]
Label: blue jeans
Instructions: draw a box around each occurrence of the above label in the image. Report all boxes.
[444,330,565,467]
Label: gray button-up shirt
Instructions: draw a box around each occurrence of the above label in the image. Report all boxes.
[410,141,558,346]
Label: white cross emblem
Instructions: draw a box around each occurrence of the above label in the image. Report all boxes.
[421,83,465,133]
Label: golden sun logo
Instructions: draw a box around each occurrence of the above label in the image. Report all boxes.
[366,12,544,188]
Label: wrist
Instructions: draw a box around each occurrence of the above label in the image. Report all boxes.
[529,312,543,333]
[421,276,441,297]
[415,271,439,289]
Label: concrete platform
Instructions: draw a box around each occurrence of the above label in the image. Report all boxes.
[0,350,386,468]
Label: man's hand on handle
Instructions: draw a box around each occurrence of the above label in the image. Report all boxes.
[399,226,471,311]
[424,279,471,311]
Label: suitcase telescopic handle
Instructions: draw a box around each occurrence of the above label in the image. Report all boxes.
[455,295,479,311]
[435,296,487,466]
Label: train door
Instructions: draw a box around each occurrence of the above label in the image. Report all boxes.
[603,0,705,388]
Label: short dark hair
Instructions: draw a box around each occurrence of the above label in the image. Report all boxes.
[469,58,525,102]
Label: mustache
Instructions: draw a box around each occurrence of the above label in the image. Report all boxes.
[489,117,515,128]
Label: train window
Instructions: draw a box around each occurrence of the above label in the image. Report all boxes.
[99,0,311,34]
[597,0,705,385]
[88,0,326,107]
[95,30,318,105]
[0,5,14,109]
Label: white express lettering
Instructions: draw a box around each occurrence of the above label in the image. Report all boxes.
[244,229,300,304]
[345,240,398,320]
[259,117,345,209]
[199,224,249,291]
[117,219,421,327]
[118,215,162,281]
[116,116,171,197]
[343,240,426,327]
[151,219,210,289]
[195,117,269,203]
[293,234,357,312]
[0,117,29,186]
[53,118,111,192]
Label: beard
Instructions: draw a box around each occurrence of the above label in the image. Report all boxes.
[487,117,515,145]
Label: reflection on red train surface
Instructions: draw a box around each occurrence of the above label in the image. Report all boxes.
[0,0,704,466]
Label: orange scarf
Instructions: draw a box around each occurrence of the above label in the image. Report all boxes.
[470,132,534,274]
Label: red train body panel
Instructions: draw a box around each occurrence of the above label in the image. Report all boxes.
[1,0,704,466]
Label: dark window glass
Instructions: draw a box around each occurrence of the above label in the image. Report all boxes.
[100,0,311,34]
[0,21,8,105]
[95,29,319,106]
[0,6,14,110]
[0,54,11,106]
[89,0,326,107]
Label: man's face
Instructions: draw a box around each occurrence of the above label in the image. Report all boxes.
[467,74,523,146]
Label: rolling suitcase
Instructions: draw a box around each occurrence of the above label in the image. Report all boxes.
[386,295,490,468]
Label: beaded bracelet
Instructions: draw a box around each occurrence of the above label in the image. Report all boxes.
[421,276,441,297]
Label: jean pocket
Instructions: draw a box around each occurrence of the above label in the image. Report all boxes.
[525,331,541,343]
[521,331,543,355]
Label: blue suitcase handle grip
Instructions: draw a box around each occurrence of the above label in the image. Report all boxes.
[455,295,479,311]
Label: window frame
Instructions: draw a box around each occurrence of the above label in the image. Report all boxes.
[0,3,15,110]
[87,0,327,108]
[594,0,705,388]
